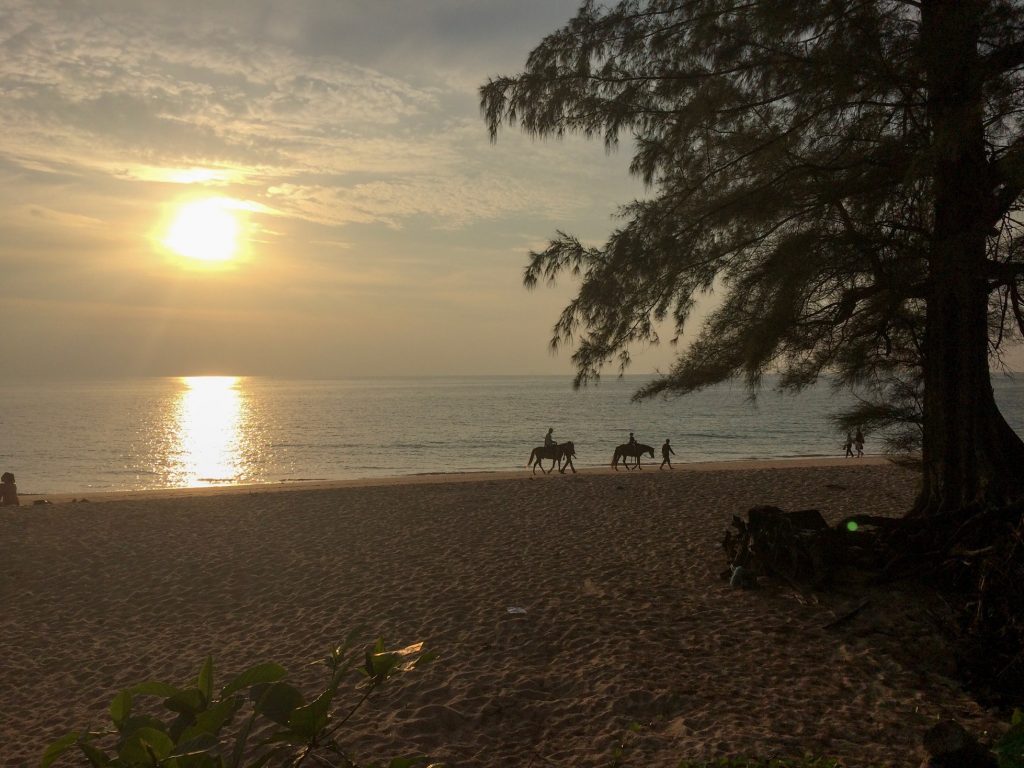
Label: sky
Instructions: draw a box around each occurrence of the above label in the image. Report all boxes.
[4,2,1020,381]
[0,0,685,379]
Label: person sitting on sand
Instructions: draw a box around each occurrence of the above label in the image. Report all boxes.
[660,439,675,470]
[844,432,854,458]
[855,428,865,458]
[0,472,19,506]
[544,428,555,448]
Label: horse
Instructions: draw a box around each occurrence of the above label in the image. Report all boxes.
[611,442,654,470]
[527,441,577,474]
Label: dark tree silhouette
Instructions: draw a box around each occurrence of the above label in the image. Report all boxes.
[481,0,1024,515]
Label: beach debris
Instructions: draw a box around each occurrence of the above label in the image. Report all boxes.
[723,505,839,589]
[822,598,871,630]
[32,499,52,505]
[506,606,527,615]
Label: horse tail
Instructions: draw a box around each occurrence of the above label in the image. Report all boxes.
[611,447,619,467]
[527,448,536,467]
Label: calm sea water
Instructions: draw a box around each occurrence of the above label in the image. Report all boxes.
[2,375,1023,495]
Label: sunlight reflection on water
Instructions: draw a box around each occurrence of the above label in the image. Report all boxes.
[168,376,247,487]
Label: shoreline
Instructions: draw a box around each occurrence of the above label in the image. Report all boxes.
[17,454,896,505]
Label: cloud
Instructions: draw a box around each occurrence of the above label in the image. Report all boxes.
[0,0,659,378]
[0,0,626,233]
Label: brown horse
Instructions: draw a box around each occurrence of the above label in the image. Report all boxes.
[527,441,577,474]
[611,443,654,470]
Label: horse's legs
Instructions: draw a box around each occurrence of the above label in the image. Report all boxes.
[566,457,576,474]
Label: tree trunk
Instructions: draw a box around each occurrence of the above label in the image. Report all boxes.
[916,0,1024,515]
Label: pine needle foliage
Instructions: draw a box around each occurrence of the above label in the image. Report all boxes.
[481,0,1024,402]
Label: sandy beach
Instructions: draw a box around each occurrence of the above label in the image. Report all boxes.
[0,459,1002,766]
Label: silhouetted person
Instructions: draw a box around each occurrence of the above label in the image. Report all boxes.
[844,432,854,458]
[855,428,865,458]
[628,432,637,447]
[1,472,19,506]
[660,439,675,470]
[544,428,555,448]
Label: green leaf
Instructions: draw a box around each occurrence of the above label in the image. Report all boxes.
[288,689,334,740]
[77,742,110,768]
[169,711,197,743]
[129,681,181,698]
[120,715,169,737]
[253,682,304,726]
[109,690,132,730]
[197,656,214,704]
[168,733,219,757]
[40,732,79,768]
[413,651,438,669]
[184,696,243,738]
[230,712,257,768]
[117,726,175,763]
[221,662,287,698]
[165,688,207,715]
[366,651,400,678]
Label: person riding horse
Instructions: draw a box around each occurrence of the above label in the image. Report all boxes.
[528,440,577,474]
[611,440,654,470]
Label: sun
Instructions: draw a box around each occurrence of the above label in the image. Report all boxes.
[164,198,240,262]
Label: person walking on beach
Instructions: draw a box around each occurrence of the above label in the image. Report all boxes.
[0,472,19,506]
[660,439,675,470]
[844,432,854,458]
[855,428,865,458]
[544,428,555,448]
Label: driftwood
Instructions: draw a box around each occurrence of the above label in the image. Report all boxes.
[722,505,883,589]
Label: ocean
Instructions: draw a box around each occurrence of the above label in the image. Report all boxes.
[2,374,1023,495]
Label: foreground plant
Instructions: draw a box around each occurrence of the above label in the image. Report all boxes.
[41,635,438,768]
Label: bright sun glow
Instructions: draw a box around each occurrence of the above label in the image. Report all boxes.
[164,198,240,262]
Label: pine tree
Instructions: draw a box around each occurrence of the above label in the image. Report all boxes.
[481,0,1024,514]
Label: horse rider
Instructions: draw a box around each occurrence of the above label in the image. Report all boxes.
[545,428,555,448]
[628,432,637,448]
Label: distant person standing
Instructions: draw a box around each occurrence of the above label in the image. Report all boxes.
[660,439,675,470]
[544,428,555,448]
[855,428,865,458]
[0,472,19,506]
[844,432,854,458]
